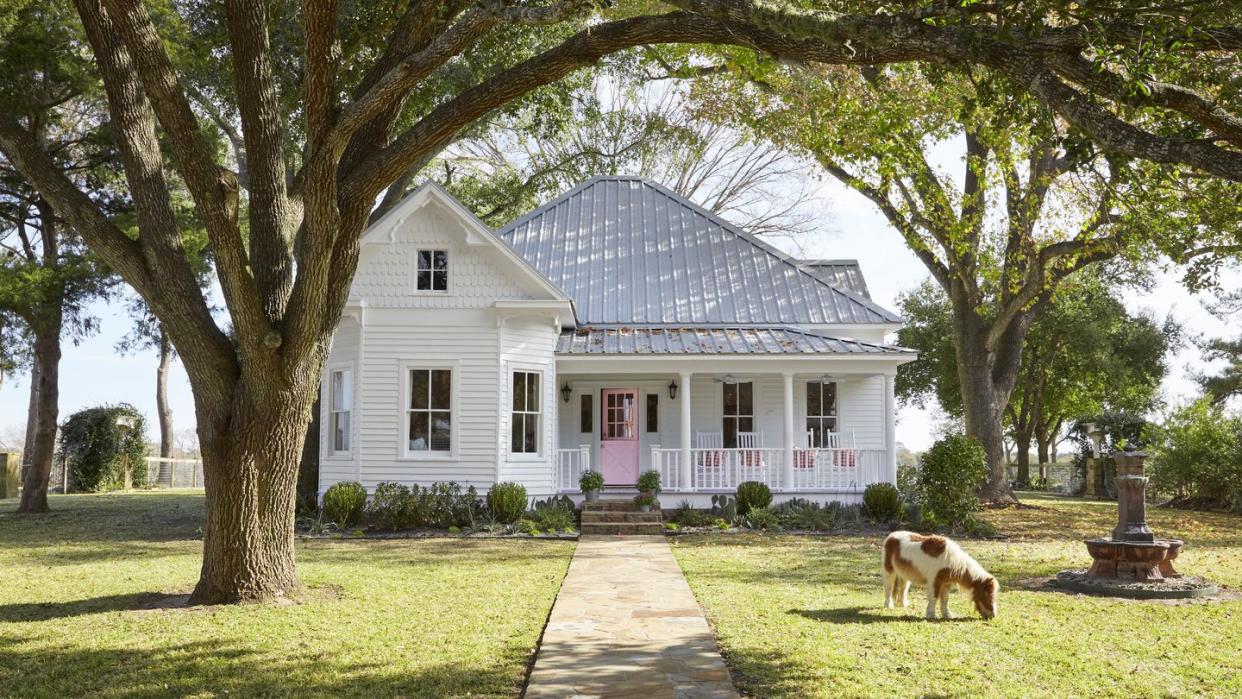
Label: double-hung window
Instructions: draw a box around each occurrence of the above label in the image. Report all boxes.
[408,369,452,453]
[329,368,351,454]
[806,380,838,447]
[722,382,754,448]
[511,371,541,454]
[416,250,448,292]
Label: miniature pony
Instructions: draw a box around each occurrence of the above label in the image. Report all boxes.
[882,531,998,620]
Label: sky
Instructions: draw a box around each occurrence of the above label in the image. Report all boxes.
[1,164,1238,453]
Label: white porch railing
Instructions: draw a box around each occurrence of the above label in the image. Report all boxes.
[651,447,886,492]
[555,446,592,492]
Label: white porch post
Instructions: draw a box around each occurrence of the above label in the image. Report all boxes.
[783,371,795,492]
[679,371,692,491]
[883,372,897,484]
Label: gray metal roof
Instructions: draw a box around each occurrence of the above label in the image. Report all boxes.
[556,326,913,355]
[496,177,901,326]
[797,259,871,299]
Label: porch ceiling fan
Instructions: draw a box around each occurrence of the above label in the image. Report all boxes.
[711,374,739,384]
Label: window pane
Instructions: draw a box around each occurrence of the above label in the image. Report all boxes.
[580,394,592,433]
[433,250,448,270]
[334,412,350,452]
[512,372,526,411]
[526,373,539,413]
[823,382,837,416]
[723,383,737,416]
[416,270,431,290]
[646,394,658,433]
[723,417,737,449]
[524,413,538,453]
[417,250,432,271]
[739,382,753,414]
[433,270,448,291]
[410,370,429,409]
[331,372,344,411]
[431,412,451,451]
[431,370,451,409]
[739,417,754,434]
[807,381,821,417]
[511,414,524,453]
[806,418,819,448]
[409,412,429,451]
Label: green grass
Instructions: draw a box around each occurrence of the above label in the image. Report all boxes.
[672,494,1242,698]
[0,492,573,698]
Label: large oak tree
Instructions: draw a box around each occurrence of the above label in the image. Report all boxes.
[0,0,1239,601]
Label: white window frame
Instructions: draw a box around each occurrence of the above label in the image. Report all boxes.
[805,380,840,447]
[721,381,754,449]
[398,360,459,460]
[414,248,450,293]
[509,367,543,459]
[326,364,354,458]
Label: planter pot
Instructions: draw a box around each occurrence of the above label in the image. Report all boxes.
[584,489,600,503]
[637,503,652,513]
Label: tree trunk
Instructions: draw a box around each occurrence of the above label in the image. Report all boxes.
[156,329,174,484]
[20,358,40,483]
[190,380,315,604]
[1014,430,1032,489]
[17,327,61,513]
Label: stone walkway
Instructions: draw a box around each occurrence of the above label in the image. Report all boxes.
[525,535,738,699]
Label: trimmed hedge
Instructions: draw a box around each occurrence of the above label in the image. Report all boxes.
[736,481,772,516]
[323,481,367,529]
[863,482,903,522]
[918,434,987,528]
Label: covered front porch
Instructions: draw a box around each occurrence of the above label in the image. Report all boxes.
[551,354,902,497]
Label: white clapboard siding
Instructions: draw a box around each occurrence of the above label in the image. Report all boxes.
[498,316,559,495]
[319,316,361,489]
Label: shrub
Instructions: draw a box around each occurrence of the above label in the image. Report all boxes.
[487,482,527,524]
[533,503,575,532]
[368,482,414,531]
[59,404,148,492]
[669,500,709,527]
[633,493,658,509]
[323,481,367,529]
[863,483,903,522]
[772,498,835,531]
[735,481,772,516]
[636,470,661,494]
[579,469,604,492]
[918,434,988,529]
[740,506,780,530]
[412,481,480,528]
[1149,399,1242,512]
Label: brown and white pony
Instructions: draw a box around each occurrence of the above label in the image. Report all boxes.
[882,531,998,620]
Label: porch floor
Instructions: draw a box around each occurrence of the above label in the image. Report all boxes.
[525,536,738,698]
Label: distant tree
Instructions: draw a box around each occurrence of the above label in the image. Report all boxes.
[897,273,1178,486]
[0,1,117,513]
[1199,337,1242,407]
[417,80,819,239]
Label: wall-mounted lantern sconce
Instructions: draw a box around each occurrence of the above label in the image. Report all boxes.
[668,380,679,400]
[561,382,572,403]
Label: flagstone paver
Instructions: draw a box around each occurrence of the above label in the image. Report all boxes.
[525,535,738,699]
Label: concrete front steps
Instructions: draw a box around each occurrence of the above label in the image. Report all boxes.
[580,499,663,536]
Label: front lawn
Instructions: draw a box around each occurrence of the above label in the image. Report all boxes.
[0,492,573,698]
[672,494,1242,698]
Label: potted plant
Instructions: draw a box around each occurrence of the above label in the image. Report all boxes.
[634,470,661,512]
[579,469,604,502]
[634,493,658,512]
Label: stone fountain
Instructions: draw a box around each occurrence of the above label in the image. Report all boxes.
[1056,448,1219,598]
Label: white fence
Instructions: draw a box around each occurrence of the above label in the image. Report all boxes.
[1006,464,1081,495]
[144,457,205,488]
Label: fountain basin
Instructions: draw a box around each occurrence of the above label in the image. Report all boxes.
[1084,537,1182,581]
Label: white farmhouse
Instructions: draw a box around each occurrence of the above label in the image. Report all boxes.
[317,176,916,505]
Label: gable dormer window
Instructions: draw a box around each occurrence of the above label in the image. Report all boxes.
[416,250,448,292]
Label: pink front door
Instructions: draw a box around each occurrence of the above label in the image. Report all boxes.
[600,389,639,485]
